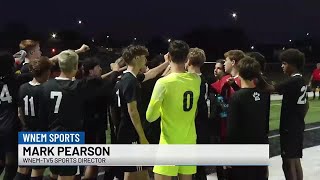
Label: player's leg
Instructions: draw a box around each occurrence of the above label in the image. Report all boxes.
[4,151,18,180]
[282,158,297,180]
[30,167,46,180]
[14,166,31,180]
[154,173,172,180]
[154,166,178,180]
[177,166,196,180]
[294,159,303,180]
[124,167,149,180]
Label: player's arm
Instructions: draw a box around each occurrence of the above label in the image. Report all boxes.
[101,63,122,79]
[143,54,170,82]
[146,81,165,122]
[18,107,26,128]
[38,88,49,131]
[127,101,148,144]
[49,44,90,62]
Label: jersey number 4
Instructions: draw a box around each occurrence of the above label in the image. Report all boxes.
[297,86,307,105]
[0,84,12,104]
[50,91,62,113]
[183,91,194,112]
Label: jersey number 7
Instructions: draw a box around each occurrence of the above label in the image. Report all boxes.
[50,91,62,113]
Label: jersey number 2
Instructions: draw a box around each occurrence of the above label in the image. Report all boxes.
[50,91,62,113]
[297,86,307,105]
[183,91,194,112]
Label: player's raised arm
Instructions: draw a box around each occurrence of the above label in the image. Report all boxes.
[143,53,170,82]
[146,80,166,122]
[49,44,90,62]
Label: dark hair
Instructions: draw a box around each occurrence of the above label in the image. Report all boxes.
[148,55,165,69]
[168,40,190,64]
[279,49,305,72]
[29,56,52,78]
[246,52,266,72]
[122,45,149,65]
[238,56,261,81]
[188,48,206,67]
[0,51,15,77]
[215,59,225,71]
[224,50,245,64]
[82,57,100,76]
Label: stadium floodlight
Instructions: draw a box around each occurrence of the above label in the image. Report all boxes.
[107,35,110,38]
[289,39,292,42]
[306,33,310,36]
[282,47,286,50]
[92,38,95,42]
[78,20,82,24]
[51,33,57,39]
[251,46,254,50]
[134,37,137,41]
[51,48,56,53]
[168,39,171,43]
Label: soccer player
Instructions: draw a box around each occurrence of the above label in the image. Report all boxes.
[81,57,120,180]
[39,50,117,180]
[186,48,209,180]
[227,56,269,180]
[114,45,151,180]
[309,63,320,100]
[0,51,32,180]
[146,40,201,180]
[15,57,52,180]
[259,49,308,180]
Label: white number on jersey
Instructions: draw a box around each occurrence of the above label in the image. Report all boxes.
[116,90,121,107]
[23,95,35,116]
[50,91,62,113]
[297,86,307,105]
[0,84,12,104]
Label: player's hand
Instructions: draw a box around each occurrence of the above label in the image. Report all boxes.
[110,63,120,72]
[139,137,149,144]
[164,53,170,62]
[78,44,90,53]
[227,77,235,85]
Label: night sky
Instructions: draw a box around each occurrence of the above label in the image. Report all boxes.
[1,0,320,43]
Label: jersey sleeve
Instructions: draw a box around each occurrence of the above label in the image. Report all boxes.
[226,93,241,143]
[146,80,166,122]
[137,73,145,82]
[122,79,138,103]
[17,85,25,108]
[274,78,291,95]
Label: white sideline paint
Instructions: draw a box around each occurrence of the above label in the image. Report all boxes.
[269,126,320,139]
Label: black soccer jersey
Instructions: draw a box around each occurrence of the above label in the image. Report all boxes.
[39,77,103,131]
[227,88,269,144]
[20,63,30,74]
[275,74,307,133]
[0,74,32,135]
[114,72,144,142]
[18,82,43,131]
[195,75,210,140]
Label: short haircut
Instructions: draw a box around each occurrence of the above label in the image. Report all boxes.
[279,49,305,72]
[29,56,52,78]
[82,57,100,76]
[246,52,266,72]
[238,56,261,81]
[168,40,190,64]
[224,50,245,64]
[0,51,15,76]
[215,59,225,70]
[188,48,206,67]
[122,45,149,65]
[58,50,79,73]
[19,40,39,53]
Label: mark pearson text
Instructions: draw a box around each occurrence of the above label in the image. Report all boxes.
[23,146,110,156]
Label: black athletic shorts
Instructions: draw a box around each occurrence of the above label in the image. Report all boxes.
[280,130,304,158]
[0,131,18,154]
[50,166,78,176]
[311,80,320,88]
[228,166,268,180]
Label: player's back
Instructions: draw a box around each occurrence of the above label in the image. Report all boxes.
[18,82,43,131]
[40,78,91,131]
[158,72,200,144]
[0,76,19,135]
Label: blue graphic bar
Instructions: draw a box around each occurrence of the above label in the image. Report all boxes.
[18,132,85,144]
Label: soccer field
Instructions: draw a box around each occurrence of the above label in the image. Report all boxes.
[269,100,320,131]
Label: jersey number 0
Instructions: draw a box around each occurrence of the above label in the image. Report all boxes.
[183,91,194,112]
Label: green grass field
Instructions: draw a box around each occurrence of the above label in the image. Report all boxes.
[269,100,320,131]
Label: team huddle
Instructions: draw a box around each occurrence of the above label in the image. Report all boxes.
[0,39,308,180]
